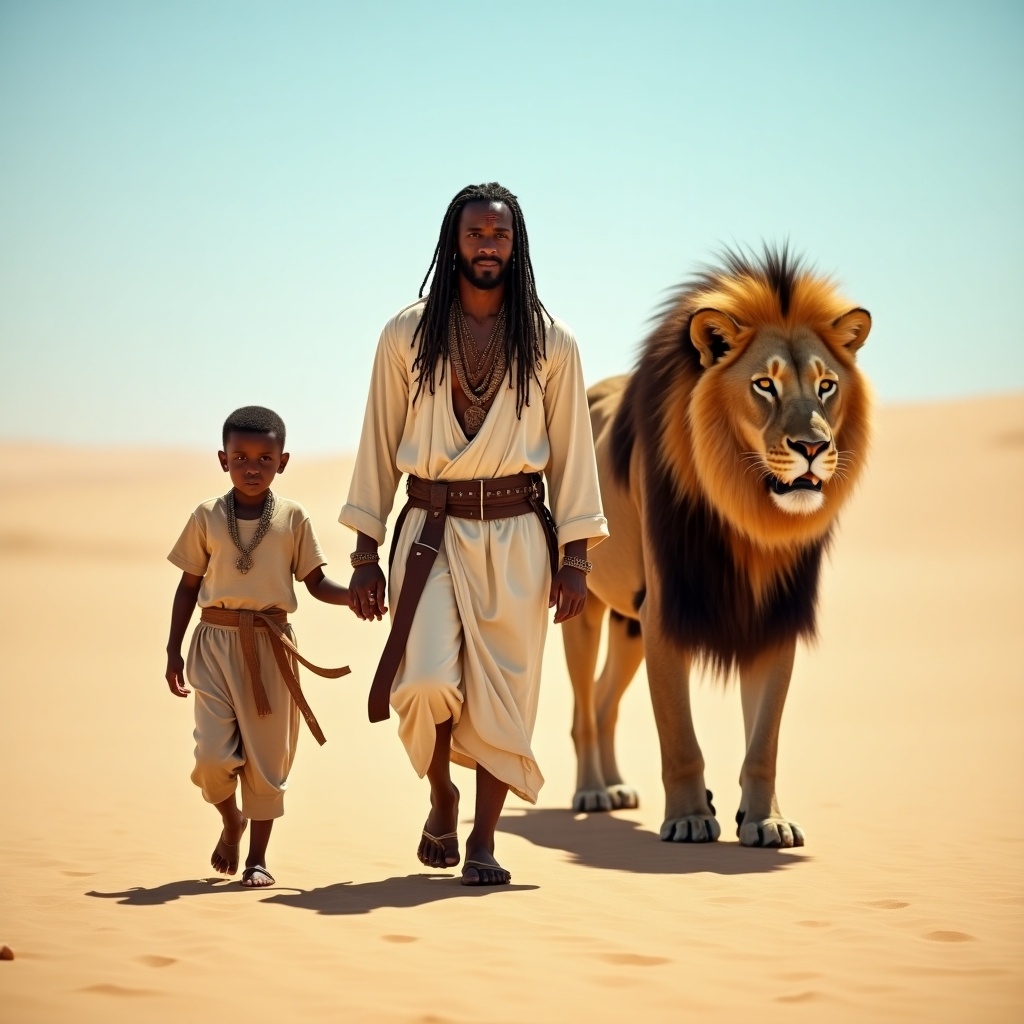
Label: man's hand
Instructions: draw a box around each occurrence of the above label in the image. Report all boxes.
[549,566,587,623]
[165,653,190,698]
[349,563,388,620]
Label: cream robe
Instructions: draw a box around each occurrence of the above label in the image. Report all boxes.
[340,300,607,802]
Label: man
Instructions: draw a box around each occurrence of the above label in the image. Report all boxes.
[341,182,607,885]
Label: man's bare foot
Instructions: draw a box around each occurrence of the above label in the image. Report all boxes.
[240,864,275,888]
[211,814,247,875]
[418,783,460,869]
[461,848,511,886]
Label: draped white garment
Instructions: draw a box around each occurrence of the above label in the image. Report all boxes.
[340,300,607,802]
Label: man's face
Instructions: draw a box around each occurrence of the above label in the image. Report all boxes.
[456,200,514,290]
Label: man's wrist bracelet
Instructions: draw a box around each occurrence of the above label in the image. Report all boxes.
[350,551,381,567]
[561,555,593,574]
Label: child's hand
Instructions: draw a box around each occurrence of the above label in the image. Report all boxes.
[165,653,191,698]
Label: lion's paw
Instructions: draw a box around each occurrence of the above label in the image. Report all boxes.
[572,788,614,812]
[659,815,720,843]
[736,813,805,848]
[606,784,639,810]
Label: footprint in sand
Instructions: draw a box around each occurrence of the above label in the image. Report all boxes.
[136,955,177,968]
[599,953,671,966]
[381,935,418,944]
[925,930,975,943]
[776,991,824,1003]
[80,984,158,997]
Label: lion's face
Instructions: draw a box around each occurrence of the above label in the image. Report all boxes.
[725,326,851,516]
[664,301,872,549]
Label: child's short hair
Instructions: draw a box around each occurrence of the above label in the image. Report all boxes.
[222,406,287,448]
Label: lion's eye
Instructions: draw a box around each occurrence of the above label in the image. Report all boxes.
[753,377,777,397]
[819,379,837,398]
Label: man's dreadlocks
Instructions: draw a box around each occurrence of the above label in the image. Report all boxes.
[411,182,553,417]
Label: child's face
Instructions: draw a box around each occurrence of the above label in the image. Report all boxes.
[218,431,289,504]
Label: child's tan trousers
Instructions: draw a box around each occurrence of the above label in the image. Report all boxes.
[187,618,301,820]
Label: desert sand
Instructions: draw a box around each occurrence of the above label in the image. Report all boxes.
[1,394,1022,1023]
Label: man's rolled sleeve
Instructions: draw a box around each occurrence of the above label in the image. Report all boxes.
[339,503,388,546]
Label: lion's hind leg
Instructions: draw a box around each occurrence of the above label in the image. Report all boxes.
[564,591,614,811]
[737,637,805,848]
[595,611,645,809]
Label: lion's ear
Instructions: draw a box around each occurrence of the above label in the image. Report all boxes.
[831,307,872,354]
[689,308,740,369]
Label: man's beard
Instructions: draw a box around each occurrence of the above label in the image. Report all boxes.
[457,254,510,290]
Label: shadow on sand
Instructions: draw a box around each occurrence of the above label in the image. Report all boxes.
[86,873,537,912]
[262,873,538,915]
[496,808,808,876]
[86,877,237,906]
[85,811,800,908]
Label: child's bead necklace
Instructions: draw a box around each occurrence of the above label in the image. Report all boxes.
[226,489,275,574]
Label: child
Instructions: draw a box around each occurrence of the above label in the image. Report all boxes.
[165,405,350,888]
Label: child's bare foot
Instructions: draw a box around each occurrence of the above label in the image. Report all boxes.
[461,847,511,886]
[240,864,275,888]
[211,814,247,875]
[418,783,460,868]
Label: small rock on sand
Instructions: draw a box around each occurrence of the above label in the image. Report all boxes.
[0,945,14,960]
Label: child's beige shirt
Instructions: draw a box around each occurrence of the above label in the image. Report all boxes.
[168,495,325,612]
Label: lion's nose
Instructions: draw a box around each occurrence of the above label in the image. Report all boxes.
[786,438,830,460]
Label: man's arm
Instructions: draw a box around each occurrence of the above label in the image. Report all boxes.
[165,571,203,697]
[340,314,411,622]
[542,326,608,549]
[542,325,609,623]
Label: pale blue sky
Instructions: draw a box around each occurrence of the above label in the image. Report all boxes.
[2,0,1022,453]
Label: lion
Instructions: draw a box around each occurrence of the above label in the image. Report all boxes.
[562,246,872,847]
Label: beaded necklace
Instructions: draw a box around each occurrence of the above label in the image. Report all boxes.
[226,489,276,574]
[448,298,507,436]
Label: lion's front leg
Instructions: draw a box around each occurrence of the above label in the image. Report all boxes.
[737,637,804,848]
[641,609,719,842]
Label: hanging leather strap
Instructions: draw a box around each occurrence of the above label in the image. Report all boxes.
[367,472,558,723]
[200,607,350,745]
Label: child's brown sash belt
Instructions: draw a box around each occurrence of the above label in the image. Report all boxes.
[199,607,350,746]
[367,471,558,723]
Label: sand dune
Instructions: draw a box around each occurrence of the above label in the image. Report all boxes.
[2,394,1022,1022]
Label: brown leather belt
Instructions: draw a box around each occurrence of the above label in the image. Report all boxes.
[200,607,350,745]
[367,472,558,723]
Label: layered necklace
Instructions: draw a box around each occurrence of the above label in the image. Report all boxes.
[447,297,507,436]
[226,489,276,574]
